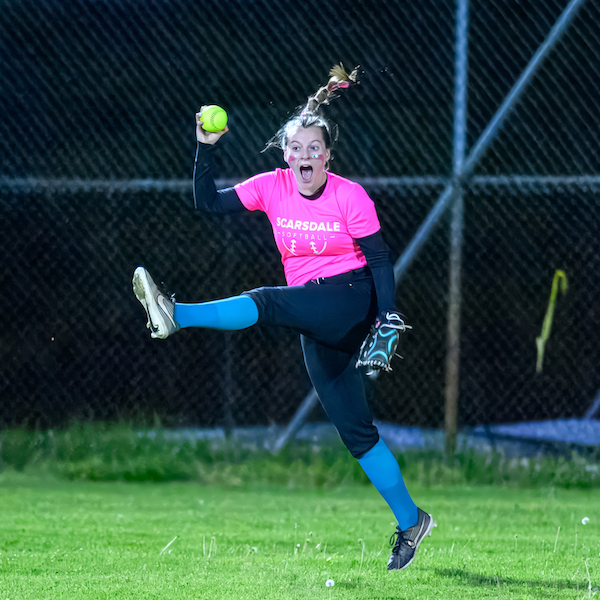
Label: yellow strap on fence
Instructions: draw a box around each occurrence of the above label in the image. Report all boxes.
[536,269,568,374]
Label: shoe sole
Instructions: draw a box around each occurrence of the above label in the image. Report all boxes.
[389,514,437,571]
[132,267,170,339]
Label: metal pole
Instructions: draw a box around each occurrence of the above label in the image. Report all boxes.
[270,388,319,454]
[444,0,468,460]
[393,185,455,282]
[444,193,464,458]
[584,389,600,420]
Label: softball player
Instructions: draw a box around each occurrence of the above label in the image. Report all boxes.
[133,65,435,570]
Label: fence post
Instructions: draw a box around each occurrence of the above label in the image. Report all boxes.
[444,192,464,459]
[444,0,468,460]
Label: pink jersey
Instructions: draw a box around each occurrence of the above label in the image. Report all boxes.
[235,168,381,286]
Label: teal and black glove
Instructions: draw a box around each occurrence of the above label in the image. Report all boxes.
[356,310,411,374]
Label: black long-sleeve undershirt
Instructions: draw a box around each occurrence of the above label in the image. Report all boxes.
[193,142,397,312]
[355,231,397,314]
[193,142,243,213]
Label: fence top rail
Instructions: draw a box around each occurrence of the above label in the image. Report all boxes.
[2,175,600,194]
[470,175,600,191]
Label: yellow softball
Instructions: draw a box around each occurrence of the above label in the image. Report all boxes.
[199,105,228,132]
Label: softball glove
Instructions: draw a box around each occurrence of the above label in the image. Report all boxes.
[356,310,411,374]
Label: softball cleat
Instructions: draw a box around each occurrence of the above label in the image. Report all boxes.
[132,266,179,339]
[387,507,436,571]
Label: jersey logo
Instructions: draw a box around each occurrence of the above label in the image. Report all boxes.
[282,238,298,255]
[157,295,177,327]
[310,241,327,255]
[282,239,327,256]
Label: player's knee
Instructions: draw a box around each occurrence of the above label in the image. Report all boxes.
[344,430,380,459]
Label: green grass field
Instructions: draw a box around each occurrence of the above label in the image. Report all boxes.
[1,471,598,600]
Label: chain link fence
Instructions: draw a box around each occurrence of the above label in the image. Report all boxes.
[1,0,599,431]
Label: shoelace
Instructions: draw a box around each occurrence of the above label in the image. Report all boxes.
[389,528,415,552]
[158,281,177,304]
[383,312,413,332]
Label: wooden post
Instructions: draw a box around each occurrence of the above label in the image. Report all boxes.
[444,192,464,461]
[445,0,468,462]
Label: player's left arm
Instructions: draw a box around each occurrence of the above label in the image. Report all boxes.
[343,183,397,314]
[355,231,411,373]
[356,230,396,314]
[342,184,410,371]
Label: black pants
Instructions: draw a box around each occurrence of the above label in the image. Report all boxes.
[244,268,379,458]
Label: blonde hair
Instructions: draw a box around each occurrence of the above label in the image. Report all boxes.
[264,63,359,153]
[304,63,360,115]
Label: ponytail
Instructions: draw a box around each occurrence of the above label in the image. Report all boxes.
[304,63,360,116]
[264,63,359,153]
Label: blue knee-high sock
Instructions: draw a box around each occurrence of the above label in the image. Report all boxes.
[357,438,418,530]
[174,296,259,331]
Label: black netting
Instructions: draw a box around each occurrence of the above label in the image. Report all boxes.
[1,0,599,430]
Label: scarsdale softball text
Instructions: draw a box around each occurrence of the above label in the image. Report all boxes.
[276,217,341,232]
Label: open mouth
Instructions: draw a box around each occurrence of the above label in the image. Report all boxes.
[300,165,313,181]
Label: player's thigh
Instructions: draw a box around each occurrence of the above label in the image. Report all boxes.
[245,280,375,349]
[301,335,378,458]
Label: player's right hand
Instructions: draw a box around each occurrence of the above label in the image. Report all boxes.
[195,106,229,145]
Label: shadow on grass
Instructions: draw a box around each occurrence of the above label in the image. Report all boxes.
[436,568,588,598]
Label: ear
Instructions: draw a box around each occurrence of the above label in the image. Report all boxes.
[283,148,290,165]
[325,148,331,163]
